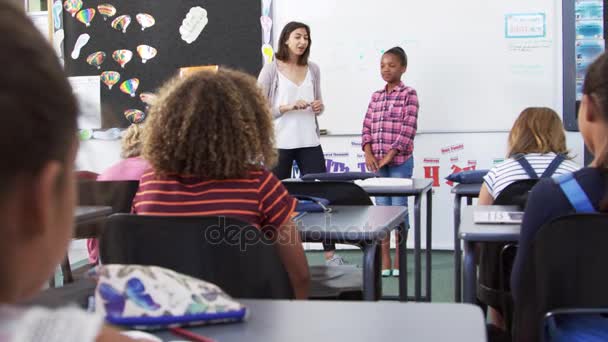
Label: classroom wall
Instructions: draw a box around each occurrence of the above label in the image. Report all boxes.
[77,131,585,250]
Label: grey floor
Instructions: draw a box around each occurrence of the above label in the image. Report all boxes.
[307,249,454,302]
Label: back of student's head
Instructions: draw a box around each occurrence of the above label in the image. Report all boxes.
[143,69,277,179]
[121,124,144,158]
[0,1,78,299]
[507,107,568,158]
[582,53,608,167]
[0,3,77,197]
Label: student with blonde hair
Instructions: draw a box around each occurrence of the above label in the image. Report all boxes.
[97,124,149,181]
[133,69,310,299]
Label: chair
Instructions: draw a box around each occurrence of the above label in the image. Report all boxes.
[512,214,608,342]
[76,170,100,180]
[478,179,538,330]
[283,181,372,299]
[100,214,294,300]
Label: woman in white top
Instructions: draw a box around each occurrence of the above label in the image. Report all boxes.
[258,21,326,180]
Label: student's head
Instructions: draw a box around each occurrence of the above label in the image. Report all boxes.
[275,21,311,65]
[143,69,277,179]
[506,107,568,158]
[121,124,144,159]
[381,47,407,84]
[0,2,78,301]
[579,53,608,168]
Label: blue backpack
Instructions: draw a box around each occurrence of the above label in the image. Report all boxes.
[543,173,601,342]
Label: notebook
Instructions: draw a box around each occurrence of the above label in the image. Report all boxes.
[473,210,524,224]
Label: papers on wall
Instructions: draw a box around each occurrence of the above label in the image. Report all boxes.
[69,76,101,129]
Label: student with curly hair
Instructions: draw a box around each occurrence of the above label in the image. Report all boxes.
[132,69,310,299]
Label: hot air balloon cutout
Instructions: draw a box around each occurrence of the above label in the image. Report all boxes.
[76,8,95,27]
[111,15,131,33]
[139,92,157,106]
[124,109,146,124]
[120,78,140,97]
[63,0,82,17]
[97,4,116,21]
[86,51,106,69]
[112,49,133,68]
[137,45,157,64]
[136,13,155,31]
[100,71,120,90]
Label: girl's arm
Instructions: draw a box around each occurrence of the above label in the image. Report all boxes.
[257,63,284,119]
[275,219,310,299]
[390,88,419,156]
[361,95,375,149]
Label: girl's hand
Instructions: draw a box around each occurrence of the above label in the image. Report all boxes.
[311,100,324,114]
[365,152,379,172]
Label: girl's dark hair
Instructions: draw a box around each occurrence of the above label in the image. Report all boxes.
[0,2,78,196]
[384,46,407,67]
[582,52,608,211]
[275,21,311,66]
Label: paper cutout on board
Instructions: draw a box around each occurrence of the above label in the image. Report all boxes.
[71,33,90,59]
[97,4,116,21]
[136,13,155,31]
[120,78,140,97]
[124,109,146,124]
[179,65,219,77]
[52,0,63,28]
[137,45,157,63]
[261,43,274,64]
[100,71,120,90]
[180,7,208,44]
[63,0,82,17]
[260,16,272,44]
[112,49,133,68]
[262,0,272,16]
[76,8,95,27]
[112,15,131,33]
[139,92,157,106]
[53,29,64,58]
[69,76,101,129]
[86,51,106,69]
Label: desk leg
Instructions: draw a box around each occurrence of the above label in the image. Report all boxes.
[425,190,433,302]
[398,222,408,301]
[463,240,477,303]
[454,194,462,302]
[467,197,473,205]
[61,256,73,284]
[414,194,422,301]
[362,241,382,301]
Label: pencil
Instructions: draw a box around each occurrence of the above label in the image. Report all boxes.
[169,327,216,342]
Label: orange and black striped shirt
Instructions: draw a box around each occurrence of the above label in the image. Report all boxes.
[132,168,297,231]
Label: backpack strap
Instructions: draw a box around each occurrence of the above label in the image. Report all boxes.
[514,154,538,179]
[540,154,566,178]
[554,173,596,213]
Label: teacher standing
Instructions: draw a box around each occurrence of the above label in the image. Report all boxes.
[258,21,326,180]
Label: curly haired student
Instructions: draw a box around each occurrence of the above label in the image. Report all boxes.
[132,69,310,299]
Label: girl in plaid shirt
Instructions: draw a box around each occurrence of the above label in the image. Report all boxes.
[361,47,419,277]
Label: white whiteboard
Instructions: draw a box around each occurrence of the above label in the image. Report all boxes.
[273,0,562,134]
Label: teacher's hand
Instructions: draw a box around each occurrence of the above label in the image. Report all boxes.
[311,100,324,114]
[292,100,310,110]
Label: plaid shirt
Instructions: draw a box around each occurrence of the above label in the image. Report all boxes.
[361,82,419,166]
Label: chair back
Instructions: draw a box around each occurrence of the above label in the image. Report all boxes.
[513,214,608,341]
[100,214,294,299]
[494,179,539,208]
[78,180,139,213]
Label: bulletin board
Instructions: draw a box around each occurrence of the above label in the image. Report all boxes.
[51,0,263,128]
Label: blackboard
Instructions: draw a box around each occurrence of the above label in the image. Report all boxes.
[61,0,262,128]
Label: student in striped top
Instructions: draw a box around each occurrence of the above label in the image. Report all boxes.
[478,107,579,330]
[132,69,310,299]
[479,107,580,205]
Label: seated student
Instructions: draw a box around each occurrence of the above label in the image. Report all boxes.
[97,123,149,181]
[0,3,139,341]
[511,53,608,341]
[477,107,580,329]
[87,124,149,265]
[132,69,310,299]
[479,107,580,205]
